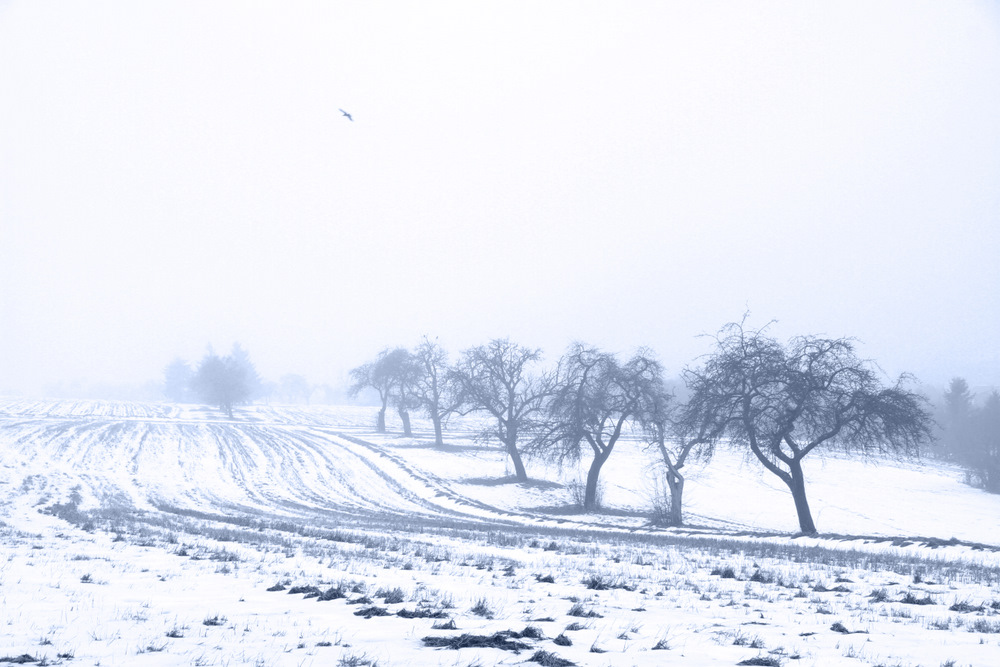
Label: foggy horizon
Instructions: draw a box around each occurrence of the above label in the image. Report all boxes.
[2,2,999,399]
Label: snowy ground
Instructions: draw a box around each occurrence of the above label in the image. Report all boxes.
[1,398,999,666]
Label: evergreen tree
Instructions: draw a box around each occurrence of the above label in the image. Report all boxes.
[941,377,976,461]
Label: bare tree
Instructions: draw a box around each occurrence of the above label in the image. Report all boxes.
[453,338,550,482]
[349,348,418,434]
[191,344,261,418]
[536,344,665,511]
[640,388,720,527]
[411,337,461,446]
[349,351,394,433]
[385,348,421,437]
[686,318,934,535]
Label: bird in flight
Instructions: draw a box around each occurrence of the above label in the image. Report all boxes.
[339,108,353,122]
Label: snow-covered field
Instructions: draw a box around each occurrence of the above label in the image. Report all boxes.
[2,398,999,666]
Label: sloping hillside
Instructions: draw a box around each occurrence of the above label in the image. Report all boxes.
[3,397,995,543]
[2,399,999,667]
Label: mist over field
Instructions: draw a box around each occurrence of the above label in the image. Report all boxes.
[3,6,1000,662]
[1,1,999,399]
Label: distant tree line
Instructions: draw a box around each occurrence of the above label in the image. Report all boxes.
[934,377,1000,493]
[349,319,935,535]
[164,346,347,414]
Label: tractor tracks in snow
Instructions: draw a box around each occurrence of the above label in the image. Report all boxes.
[0,413,524,528]
[1,407,675,535]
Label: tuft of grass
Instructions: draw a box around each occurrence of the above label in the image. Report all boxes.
[353,606,391,619]
[711,566,738,579]
[137,644,166,654]
[950,600,984,613]
[202,615,226,627]
[969,618,1000,634]
[581,574,634,591]
[731,631,764,648]
[900,592,936,605]
[422,632,530,652]
[582,574,609,590]
[469,598,495,619]
[528,650,576,666]
[868,588,890,602]
[375,587,405,604]
[336,653,379,667]
[736,657,782,666]
[397,608,448,619]
[566,603,602,619]
[553,634,572,646]
[318,585,347,601]
[813,583,850,593]
[346,595,373,606]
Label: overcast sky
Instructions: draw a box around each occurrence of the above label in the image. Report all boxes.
[1,1,999,396]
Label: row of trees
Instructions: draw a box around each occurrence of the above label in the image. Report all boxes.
[937,378,1000,492]
[351,320,934,535]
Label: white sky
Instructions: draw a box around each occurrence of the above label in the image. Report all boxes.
[1,1,999,395]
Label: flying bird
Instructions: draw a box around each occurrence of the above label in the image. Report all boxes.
[339,108,353,122]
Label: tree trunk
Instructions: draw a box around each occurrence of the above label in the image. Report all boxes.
[584,450,611,512]
[399,407,412,437]
[505,438,528,482]
[431,414,444,446]
[376,406,386,433]
[786,459,817,535]
[666,469,684,527]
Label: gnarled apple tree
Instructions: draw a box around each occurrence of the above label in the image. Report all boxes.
[686,319,933,535]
